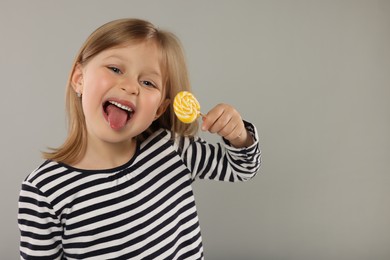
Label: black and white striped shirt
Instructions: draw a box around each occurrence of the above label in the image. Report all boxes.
[18,122,261,259]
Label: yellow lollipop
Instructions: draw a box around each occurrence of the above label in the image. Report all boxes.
[173,91,202,123]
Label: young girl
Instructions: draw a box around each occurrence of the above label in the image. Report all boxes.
[18,18,261,259]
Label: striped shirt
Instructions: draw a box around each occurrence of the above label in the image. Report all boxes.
[18,122,261,259]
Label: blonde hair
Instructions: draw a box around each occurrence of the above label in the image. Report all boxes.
[43,18,198,165]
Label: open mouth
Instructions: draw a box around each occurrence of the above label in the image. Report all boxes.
[103,100,135,130]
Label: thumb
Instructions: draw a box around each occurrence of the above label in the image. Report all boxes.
[201,114,210,131]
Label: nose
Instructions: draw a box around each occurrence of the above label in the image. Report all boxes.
[120,78,139,95]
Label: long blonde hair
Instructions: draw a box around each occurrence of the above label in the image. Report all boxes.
[43,18,198,165]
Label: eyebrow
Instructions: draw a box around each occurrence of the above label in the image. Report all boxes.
[144,70,162,78]
[103,55,162,77]
[104,54,127,62]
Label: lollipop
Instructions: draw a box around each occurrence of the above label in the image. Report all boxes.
[173,91,202,123]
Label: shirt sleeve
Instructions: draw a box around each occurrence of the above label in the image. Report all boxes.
[18,181,63,259]
[176,120,262,182]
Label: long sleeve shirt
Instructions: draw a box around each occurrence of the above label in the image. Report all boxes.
[18,122,261,259]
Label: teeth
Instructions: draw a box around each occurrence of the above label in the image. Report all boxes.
[108,101,133,112]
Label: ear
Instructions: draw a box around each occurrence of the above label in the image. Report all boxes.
[71,63,84,93]
[154,99,171,120]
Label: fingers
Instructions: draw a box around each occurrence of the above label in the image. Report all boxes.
[201,103,245,141]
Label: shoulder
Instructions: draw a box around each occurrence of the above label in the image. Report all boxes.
[140,128,173,149]
[23,160,81,195]
[24,160,63,184]
[139,128,201,155]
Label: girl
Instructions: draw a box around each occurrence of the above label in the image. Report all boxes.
[18,18,261,259]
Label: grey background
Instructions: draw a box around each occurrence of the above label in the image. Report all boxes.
[1,0,389,259]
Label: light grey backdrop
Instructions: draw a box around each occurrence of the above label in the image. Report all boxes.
[1,0,389,259]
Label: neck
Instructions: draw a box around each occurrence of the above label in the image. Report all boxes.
[72,136,137,170]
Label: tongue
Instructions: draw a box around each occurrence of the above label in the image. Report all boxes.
[106,104,128,130]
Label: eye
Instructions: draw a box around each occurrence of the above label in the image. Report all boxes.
[108,66,122,74]
[140,80,157,88]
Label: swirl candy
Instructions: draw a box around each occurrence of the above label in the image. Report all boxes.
[173,91,201,123]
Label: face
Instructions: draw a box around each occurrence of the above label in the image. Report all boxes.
[72,41,168,147]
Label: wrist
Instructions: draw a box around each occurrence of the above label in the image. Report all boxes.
[228,130,254,148]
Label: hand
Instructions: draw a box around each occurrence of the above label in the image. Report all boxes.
[201,103,254,148]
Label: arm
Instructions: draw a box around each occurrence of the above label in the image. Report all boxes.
[176,103,261,182]
[178,121,260,181]
[18,181,63,259]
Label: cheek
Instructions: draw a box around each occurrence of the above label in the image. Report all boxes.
[82,76,113,109]
[81,95,98,119]
[143,93,163,115]
[84,68,114,92]
[85,78,112,95]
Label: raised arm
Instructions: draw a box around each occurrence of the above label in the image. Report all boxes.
[176,120,261,182]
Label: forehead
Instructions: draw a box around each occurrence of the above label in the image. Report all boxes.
[99,42,165,78]
[99,41,161,63]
